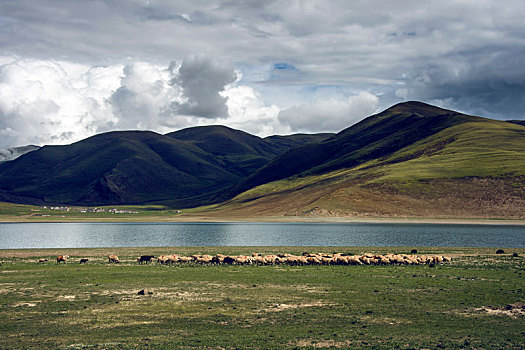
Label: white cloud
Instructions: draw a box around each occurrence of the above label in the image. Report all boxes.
[221,85,285,136]
[0,56,292,148]
[0,58,119,148]
[110,61,184,131]
[278,92,379,132]
[1,1,524,123]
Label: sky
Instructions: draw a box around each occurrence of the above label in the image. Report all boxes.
[0,0,524,148]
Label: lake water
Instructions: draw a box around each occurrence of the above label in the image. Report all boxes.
[0,222,524,249]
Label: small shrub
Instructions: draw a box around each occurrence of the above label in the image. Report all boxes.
[496,249,505,254]
[512,252,519,257]
[411,249,418,254]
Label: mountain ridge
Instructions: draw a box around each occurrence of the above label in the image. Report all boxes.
[0,127,332,206]
[0,101,524,219]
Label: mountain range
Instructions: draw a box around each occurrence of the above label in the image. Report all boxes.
[0,101,524,218]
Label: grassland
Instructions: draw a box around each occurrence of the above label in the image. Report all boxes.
[1,247,524,349]
[206,119,525,219]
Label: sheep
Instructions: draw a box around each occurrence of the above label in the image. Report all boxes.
[178,256,194,264]
[348,256,363,265]
[113,251,452,268]
[166,254,180,265]
[195,255,213,265]
[222,256,236,265]
[359,256,371,265]
[235,256,249,265]
[79,258,89,264]
[108,254,120,264]
[321,257,334,265]
[212,254,226,265]
[307,256,321,265]
[263,255,277,265]
[157,255,169,265]
[254,256,266,265]
[56,255,69,264]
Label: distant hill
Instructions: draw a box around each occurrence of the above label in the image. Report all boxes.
[167,125,334,177]
[0,145,40,163]
[0,127,331,206]
[264,133,335,154]
[214,102,525,219]
[0,102,524,218]
[0,131,238,206]
[231,101,480,196]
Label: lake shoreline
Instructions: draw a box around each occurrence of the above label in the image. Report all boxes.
[1,215,524,226]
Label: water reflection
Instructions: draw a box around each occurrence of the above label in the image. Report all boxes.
[0,222,524,249]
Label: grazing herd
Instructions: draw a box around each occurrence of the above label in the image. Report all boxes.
[48,252,452,266]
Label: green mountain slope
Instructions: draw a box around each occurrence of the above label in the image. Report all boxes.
[231,101,481,196]
[210,103,525,218]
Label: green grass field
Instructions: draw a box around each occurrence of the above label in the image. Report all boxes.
[1,247,524,349]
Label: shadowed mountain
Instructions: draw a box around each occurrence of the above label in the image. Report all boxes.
[167,125,334,177]
[0,127,333,206]
[0,131,239,206]
[264,133,335,153]
[167,125,279,177]
[507,120,525,127]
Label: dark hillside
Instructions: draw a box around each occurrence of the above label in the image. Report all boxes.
[167,125,334,177]
[507,120,525,127]
[264,133,335,153]
[0,131,236,206]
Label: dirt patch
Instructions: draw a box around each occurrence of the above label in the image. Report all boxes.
[478,302,525,318]
[295,339,353,348]
[88,320,160,330]
[263,301,332,312]
[458,302,525,318]
[12,301,40,307]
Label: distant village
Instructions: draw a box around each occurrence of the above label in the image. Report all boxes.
[42,206,139,214]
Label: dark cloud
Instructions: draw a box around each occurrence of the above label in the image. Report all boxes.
[400,46,525,119]
[172,55,237,118]
[0,0,524,149]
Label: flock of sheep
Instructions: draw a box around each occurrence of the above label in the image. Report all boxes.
[51,252,452,266]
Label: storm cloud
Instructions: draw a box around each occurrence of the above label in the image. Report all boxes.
[0,0,524,147]
[172,55,237,118]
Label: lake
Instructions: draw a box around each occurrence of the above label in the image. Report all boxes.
[0,222,524,249]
